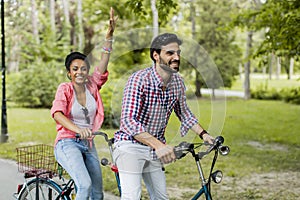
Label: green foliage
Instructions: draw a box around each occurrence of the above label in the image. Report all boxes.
[100,85,120,128]
[125,0,148,17]
[82,0,121,28]
[7,2,71,108]
[282,87,300,105]
[251,84,281,100]
[8,61,65,108]
[251,84,300,105]
[125,0,178,25]
[232,0,300,59]
[191,0,242,89]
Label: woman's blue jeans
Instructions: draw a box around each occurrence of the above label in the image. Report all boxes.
[54,138,103,200]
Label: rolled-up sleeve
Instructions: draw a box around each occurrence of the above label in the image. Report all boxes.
[90,69,109,90]
[120,74,146,137]
[174,83,198,136]
[51,83,70,118]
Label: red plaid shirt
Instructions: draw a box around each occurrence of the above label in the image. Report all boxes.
[114,65,198,159]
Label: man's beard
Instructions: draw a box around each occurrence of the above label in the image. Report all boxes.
[159,59,180,73]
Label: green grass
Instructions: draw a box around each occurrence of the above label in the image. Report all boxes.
[0,99,299,199]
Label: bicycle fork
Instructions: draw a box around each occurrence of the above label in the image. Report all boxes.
[192,151,212,200]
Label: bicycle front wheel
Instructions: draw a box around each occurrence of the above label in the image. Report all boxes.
[18,178,70,200]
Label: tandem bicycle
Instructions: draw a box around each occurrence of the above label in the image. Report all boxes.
[13,132,229,200]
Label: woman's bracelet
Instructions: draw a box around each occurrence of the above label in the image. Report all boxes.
[199,129,208,139]
[101,46,112,54]
[105,37,114,43]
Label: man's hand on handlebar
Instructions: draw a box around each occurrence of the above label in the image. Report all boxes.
[155,145,176,164]
[203,134,214,144]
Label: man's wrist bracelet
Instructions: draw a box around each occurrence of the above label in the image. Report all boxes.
[199,129,208,139]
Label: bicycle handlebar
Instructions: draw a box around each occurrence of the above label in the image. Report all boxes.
[174,136,230,160]
[75,131,114,144]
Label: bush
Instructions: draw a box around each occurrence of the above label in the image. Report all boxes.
[101,85,120,129]
[282,87,300,105]
[8,61,65,108]
[251,85,300,105]
[251,88,281,100]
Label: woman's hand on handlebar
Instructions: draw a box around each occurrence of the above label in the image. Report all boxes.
[76,128,93,139]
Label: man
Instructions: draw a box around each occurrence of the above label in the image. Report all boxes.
[113,33,214,200]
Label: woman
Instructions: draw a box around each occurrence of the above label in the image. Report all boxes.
[51,8,117,200]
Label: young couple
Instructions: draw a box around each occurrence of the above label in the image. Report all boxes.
[51,8,214,200]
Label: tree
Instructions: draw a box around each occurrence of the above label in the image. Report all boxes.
[49,0,55,33]
[76,0,84,51]
[233,0,300,79]
[244,31,252,99]
[4,0,242,109]
[30,0,39,44]
[181,0,241,97]
[151,0,159,37]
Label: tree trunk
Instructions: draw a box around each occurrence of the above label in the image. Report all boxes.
[239,63,243,79]
[30,0,39,44]
[151,0,159,37]
[62,0,70,24]
[76,0,84,51]
[190,0,202,97]
[49,0,55,33]
[244,31,252,100]
[195,71,202,97]
[289,57,294,80]
[268,52,274,80]
[83,26,95,60]
[276,57,281,80]
[62,0,72,47]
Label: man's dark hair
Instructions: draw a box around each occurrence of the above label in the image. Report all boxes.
[150,33,182,62]
[65,51,90,71]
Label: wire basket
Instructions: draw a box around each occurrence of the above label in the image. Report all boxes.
[16,144,59,177]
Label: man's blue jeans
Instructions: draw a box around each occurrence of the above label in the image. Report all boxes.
[55,138,103,200]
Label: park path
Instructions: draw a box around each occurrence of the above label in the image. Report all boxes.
[201,88,244,98]
[0,158,23,199]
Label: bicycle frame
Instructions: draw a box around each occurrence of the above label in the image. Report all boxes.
[93,132,122,196]
[56,178,76,200]
[174,136,229,200]
[192,185,211,200]
[194,151,220,200]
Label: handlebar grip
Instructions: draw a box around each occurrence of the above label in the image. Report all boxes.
[174,142,194,159]
[198,135,226,159]
[214,136,224,146]
[75,131,110,142]
[101,158,109,166]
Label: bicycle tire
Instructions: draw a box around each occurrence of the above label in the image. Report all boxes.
[18,178,71,200]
